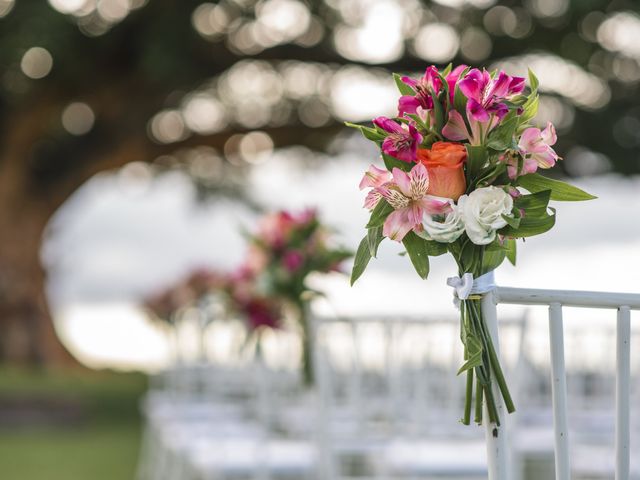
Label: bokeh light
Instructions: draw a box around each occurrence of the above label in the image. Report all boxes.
[413,23,460,63]
[149,110,187,144]
[0,0,14,17]
[62,102,96,135]
[21,47,54,79]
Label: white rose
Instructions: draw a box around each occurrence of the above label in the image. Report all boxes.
[420,203,465,243]
[459,186,514,245]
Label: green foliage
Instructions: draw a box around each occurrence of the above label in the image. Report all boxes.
[401,231,431,279]
[505,238,517,266]
[344,122,385,142]
[393,73,414,96]
[351,234,373,285]
[465,145,488,185]
[518,173,597,201]
[457,333,483,375]
[366,200,393,228]
[486,114,518,150]
[518,94,539,126]
[528,68,539,92]
[382,153,412,172]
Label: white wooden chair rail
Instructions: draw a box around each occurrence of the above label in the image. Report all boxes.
[482,286,639,480]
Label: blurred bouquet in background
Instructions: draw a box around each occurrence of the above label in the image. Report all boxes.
[239,209,352,384]
[349,64,595,426]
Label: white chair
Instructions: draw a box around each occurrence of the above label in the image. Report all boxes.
[479,286,640,480]
[311,313,529,479]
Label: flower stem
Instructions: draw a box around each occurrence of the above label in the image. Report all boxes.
[463,366,473,425]
[474,371,483,424]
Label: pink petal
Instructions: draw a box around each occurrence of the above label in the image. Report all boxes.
[398,96,420,115]
[359,164,392,190]
[409,162,429,198]
[419,195,452,215]
[442,110,469,141]
[373,116,403,134]
[523,157,539,174]
[509,76,526,94]
[488,71,511,99]
[383,208,413,242]
[541,122,557,146]
[391,167,412,197]
[401,76,418,88]
[458,69,483,101]
[518,127,543,153]
[467,99,490,123]
[363,190,382,210]
[534,149,558,169]
[424,66,443,92]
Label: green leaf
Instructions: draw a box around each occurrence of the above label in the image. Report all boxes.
[514,189,551,217]
[442,63,453,77]
[367,226,383,257]
[402,231,431,279]
[482,243,506,274]
[344,122,385,142]
[518,173,597,201]
[501,208,556,238]
[351,236,373,285]
[465,145,488,183]
[366,200,393,228]
[414,231,449,255]
[431,92,445,133]
[528,68,539,92]
[501,213,521,229]
[457,334,483,375]
[382,153,412,172]
[519,94,539,125]
[486,115,518,150]
[393,73,415,96]
[505,238,517,266]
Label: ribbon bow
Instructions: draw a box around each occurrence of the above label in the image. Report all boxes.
[447,271,496,307]
[447,273,475,302]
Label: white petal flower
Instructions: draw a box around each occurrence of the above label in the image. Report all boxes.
[459,186,514,245]
[421,202,465,243]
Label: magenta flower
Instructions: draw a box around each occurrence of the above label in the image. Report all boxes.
[376,163,449,242]
[282,250,304,272]
[373,116,423,163]
[445,64,468,103]
[459,69,525,122]
[518,122,560,170]
[397,66,443,116]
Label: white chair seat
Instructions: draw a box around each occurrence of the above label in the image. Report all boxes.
[384,438,487,476]
[188,438,316,476]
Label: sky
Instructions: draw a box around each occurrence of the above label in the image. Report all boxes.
[41,143,640,371]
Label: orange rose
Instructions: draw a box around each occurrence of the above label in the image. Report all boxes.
[417,142,467,201]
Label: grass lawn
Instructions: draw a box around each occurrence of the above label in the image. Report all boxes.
[0,367,147,480]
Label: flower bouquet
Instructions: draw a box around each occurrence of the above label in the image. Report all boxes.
[349,65,595,425]
[224,263,283,332]
[243,209,352,384]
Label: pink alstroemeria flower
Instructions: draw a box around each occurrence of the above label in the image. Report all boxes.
[518,123,560,171]
[379,164,450,242]
[373,116,423,163]
[397,66,443,116]
[458,69,525,122]
[504,153,538,180]
[359,164,393,210]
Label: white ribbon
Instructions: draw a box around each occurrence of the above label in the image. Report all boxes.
[447,270,496,307]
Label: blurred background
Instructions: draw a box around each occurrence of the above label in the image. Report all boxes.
[1,0,640,479]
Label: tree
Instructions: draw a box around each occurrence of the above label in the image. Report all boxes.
[0,0,638,365]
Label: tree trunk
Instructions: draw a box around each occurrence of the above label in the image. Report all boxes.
[0,198,78,367]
